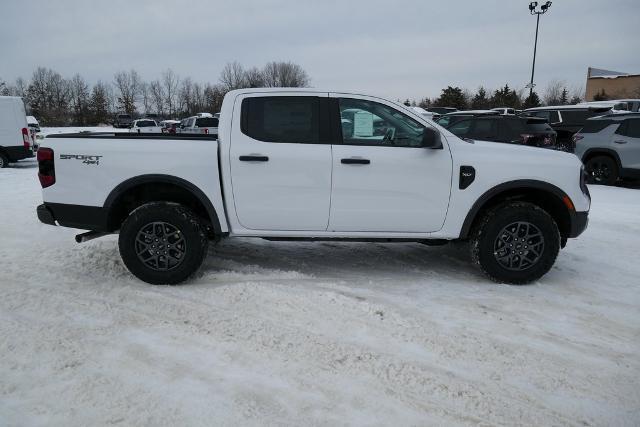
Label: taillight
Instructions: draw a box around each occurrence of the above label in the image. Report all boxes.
[37,148,56,188]
[22,127,30,149]
[203,128,209,134]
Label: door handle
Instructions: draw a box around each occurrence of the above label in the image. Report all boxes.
[239,155,269,162]
[614,140,627,144]
[341,158,370,165]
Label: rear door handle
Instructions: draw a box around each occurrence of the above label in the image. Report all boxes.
[239,155,269,162]
[614,140,627,144]
[341,158,370,165]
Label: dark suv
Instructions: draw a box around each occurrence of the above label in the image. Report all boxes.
[436,110,500,128]
[442,115,557,149]
[524,106,611,150]
[113,113,133,128]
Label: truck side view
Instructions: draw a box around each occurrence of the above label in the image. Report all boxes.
[36,89,590,285]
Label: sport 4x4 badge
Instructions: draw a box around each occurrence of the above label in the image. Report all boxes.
[60,154,103,165]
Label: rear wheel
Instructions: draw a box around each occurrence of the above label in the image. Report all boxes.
[470,202,560,285]
[0,153,9,168]
[119,202,208,285]
[585,155,618,185]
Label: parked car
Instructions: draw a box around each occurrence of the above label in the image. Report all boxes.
[443,115,557,149]
[160,120,181,134]
[179,115,219,136]
[129,119,162,133]
[578,99,640,113]
[436,110,500,128]
[491,107,518,115]
[26,115,40,150]
[0,96,34,168]
[573,113,640,185]
[36,88,589,286]
[427,107,458,115]
[524,105,612,151]
[114,113,133,128]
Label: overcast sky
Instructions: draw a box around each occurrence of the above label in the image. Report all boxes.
[1,0,639,101]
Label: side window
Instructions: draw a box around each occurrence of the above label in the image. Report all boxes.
[241,96,324,144]
[531,110,560,123]
[338,98,426,147]
[620,119,640,138]
[560,110,589,125]
[448,119,472,136]
[469,119,498,141]
[498,118,523,142]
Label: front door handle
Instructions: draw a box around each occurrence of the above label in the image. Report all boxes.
[341,158,370,165]
[614,140,627,144]
[239,155,269,162]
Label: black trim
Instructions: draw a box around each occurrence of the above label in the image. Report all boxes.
[621,167,640,180]
[239,155,268,162]
[459,166,475,189]
[570,211,589,238]
[39,202,108,230]
[47,133,217,141]
[2,145,33,162]
[37,204,56,226]
[459,180,583,239]
[341,158,370,165]
[103,174,222,234]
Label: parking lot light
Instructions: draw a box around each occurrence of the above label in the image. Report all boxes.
[528,1,552,97]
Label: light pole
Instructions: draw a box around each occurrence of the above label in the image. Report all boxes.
[527,1,552,97]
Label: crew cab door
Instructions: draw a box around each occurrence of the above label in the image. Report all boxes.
[329,94,452,232]
[229,93,332,231]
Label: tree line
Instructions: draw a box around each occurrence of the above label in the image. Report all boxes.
[0,61,310,126]
[409,80,585,111]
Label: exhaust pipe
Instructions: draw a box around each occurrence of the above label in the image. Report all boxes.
[75,231,109,243]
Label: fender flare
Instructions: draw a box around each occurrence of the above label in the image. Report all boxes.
[103,174,222,233]
[459,179,574,239]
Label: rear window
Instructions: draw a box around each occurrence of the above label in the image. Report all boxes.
[118,114,131,119]
[528,110,560,123]
[195,117,219,127]
[241,97,322,144]
[136,120,156,127]
[581,120,613,133]
[559,110,590,125]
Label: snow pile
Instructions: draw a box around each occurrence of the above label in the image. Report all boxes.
[1,158,639,426]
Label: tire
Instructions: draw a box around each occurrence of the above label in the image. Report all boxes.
[585,155,618,185]
[470,202,560,285]
[0,152,9,168]
[119,202,208,285]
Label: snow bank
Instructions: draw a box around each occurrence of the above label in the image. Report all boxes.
[1,157,639,425]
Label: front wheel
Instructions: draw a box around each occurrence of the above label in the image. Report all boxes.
[119,202,209,285]
[585,155,618,185]
[0,153,9,168]
[470,202,560,285]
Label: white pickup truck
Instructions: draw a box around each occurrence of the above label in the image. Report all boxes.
[129,119,162,133]
[36,88,590,285]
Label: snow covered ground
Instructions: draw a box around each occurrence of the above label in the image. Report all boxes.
[1,155,639,426]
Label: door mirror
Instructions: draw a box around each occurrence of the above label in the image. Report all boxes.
[421,127,443,149]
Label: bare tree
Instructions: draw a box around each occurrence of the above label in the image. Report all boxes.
[262,61,309,87]
[244,66,265,88]
[69,74,90,125]
[162,69,180,116]
[542,79,566,106]
[219,61,247,91]
[140,82,152,114]
[149,80,165,117]
[204,83,225,113]
[113,69,142,115]
[179,77,194,115]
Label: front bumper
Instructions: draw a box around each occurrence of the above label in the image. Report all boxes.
[569,211,589,238]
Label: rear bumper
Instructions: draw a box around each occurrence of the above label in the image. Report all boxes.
[569,211,589,238]
[37,203,108,230]
[3,146,33,162]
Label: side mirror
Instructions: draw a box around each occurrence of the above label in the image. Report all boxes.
[421,127,443,149]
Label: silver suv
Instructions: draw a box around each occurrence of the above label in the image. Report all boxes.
[573,113,640,185]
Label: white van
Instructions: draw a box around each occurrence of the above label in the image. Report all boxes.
[0,96,33,168]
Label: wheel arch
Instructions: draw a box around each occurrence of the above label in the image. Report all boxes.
[581,148,622,170]
[104,174,222,235]
[460,180,575,242]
